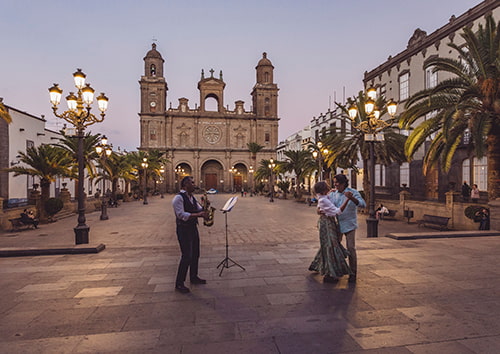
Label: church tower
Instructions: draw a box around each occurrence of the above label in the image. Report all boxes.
[251,52,279,118]
[139,43,168,148]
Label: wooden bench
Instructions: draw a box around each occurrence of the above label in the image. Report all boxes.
[8,218,35,232]
[417,214,450,231]
[380,209,397,220]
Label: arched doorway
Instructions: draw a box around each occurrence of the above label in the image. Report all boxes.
[201,160,223,191]
[231,163,248,193]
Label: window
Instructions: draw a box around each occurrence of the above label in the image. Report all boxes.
[265,132,270,143]
[150,129,156,141]
[375,165,385,186]
[473,157,487,191]
[463,128,471,145]
[379,84,386,98]
[425,66,438,89]
[150,64,156,76]
[400,162,410,187]
[462,159,470,184]
[399,72,409,100]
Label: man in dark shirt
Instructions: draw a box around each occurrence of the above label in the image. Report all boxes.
[171,176,208,293]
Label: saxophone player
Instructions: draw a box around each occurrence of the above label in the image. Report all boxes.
[172,176,208,293]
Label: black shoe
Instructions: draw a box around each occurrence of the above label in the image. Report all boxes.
[323,276,339,283]
[348,275,357,283]
[175,284,190,293]
[190,277,207,284]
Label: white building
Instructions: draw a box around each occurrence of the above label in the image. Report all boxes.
[0,101,76,206]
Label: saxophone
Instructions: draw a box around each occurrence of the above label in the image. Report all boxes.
[202,192,216,227]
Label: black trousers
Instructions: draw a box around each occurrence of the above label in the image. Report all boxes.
[175,224,200,286]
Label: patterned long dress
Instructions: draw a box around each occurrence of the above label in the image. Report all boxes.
[309,215,353,278]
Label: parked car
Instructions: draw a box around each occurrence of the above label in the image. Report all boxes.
[207,188,218,194]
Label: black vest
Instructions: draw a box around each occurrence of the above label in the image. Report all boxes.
[176,192,200,226]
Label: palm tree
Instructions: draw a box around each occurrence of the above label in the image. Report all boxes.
[96,152,135,201]
[0,99,12,124]
[54,132,102,196]
[5,145,73,222]
[276,150,316,193]
[247,142,264,166]
[399,15,500,199]
[335,91,407,206]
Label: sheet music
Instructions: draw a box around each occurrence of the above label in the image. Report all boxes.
[221,196,238,212]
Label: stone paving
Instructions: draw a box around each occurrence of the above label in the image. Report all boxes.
[1,194,500,353]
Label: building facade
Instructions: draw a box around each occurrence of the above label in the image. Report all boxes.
[363,0,500,201]
[139,44,279,193]
[0,100,75,206]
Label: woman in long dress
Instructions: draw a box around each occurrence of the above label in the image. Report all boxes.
[309,181,353,283]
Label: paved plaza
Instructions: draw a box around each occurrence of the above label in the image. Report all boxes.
[1,194,500,353]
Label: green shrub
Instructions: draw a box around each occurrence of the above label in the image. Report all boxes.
[45,197,63,216]
[464,205,488,221]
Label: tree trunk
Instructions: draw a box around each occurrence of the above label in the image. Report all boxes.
[39,179,51,223]
[487,130,500,200]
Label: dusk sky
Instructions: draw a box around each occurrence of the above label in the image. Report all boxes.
[1,0,478,152]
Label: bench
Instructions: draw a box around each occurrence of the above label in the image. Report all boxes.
[380,209,397,220]
[8,218,35,232]
[417,214,450,231]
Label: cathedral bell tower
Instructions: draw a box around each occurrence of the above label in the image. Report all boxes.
[139,43,168,149]
[140,43,168,115]
[251,52,279,118]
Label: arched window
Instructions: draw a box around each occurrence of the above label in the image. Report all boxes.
[204,96,218,111]
[150,64,156,76]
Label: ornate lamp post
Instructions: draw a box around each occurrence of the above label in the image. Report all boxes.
[249,166,254,195]
[95,135,112,220]
[229,166,237,193]
[159,166,165,198]
[141,158,149,205]
[268,158,276,202]
[312,142,329,182]
[49,69,108,244]
[348,87,397,237]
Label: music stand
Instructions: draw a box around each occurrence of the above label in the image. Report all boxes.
[217,196,245,276]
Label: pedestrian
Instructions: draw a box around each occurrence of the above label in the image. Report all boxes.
[462,181,471,202]
[309,181,352,283]
[375,204,389,220]
[471,184,480,203]
[475,208,490,230]
[327,174,366,283]
[172,176,208,293]
[20,209,39,228]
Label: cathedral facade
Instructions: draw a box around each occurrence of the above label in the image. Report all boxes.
[139,44,279,193]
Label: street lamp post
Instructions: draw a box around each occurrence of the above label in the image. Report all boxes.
[159,166,165,198]
[229,166,237,193]
[49,69,109,244]
[268,158,276,202]
[348,87,397,237]
[249,166,254,195]
[95,135,112,220]
[312,142,329,182]
[142,158,149,205]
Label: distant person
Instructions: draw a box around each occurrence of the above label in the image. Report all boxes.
[475,208,490,230]
[20,209,39,229]
[471,184,480,203]
[375,204,389,220]
[309,181,352,283]
[462,181,471,202]
[172,176,208,293]
[327,174,366,283]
